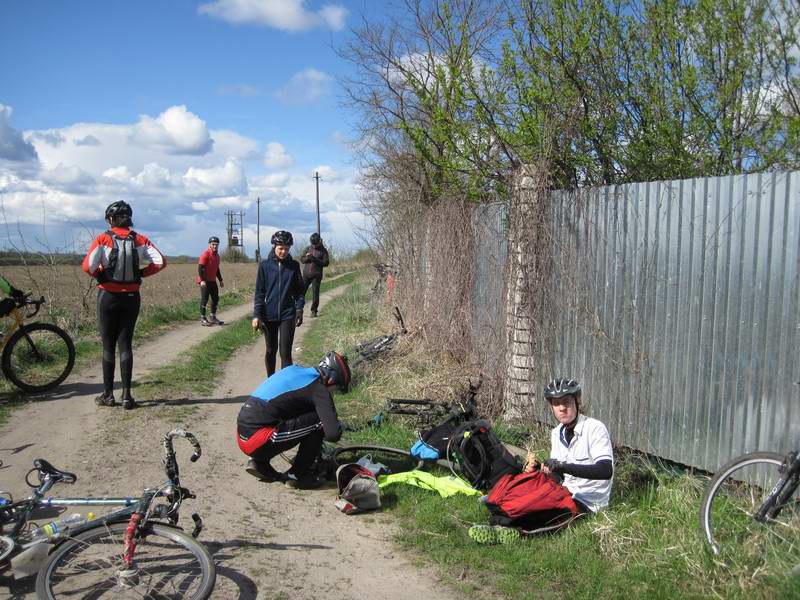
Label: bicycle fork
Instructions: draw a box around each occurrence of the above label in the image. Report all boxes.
[755,452,799,522]
[118,512,143,587]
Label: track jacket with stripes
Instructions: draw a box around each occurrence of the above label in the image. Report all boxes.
[236,365,342,441]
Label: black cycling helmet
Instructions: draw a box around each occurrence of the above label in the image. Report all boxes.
[208,236,220,244]
[105,200,132,221]
[318,351,351,392]
[310,232,321,244]
[543,378,581,400]
[271,230,293,247]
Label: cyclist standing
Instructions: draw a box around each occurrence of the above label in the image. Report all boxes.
[82,201,166,409]
[237,351,350,488]
[252,230,305,376]
[299,232,329,318]
[198,236,224,326]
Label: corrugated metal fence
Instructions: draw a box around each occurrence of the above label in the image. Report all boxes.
[477,170,800,472]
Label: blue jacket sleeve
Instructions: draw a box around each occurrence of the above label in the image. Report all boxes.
[254,262,266,319]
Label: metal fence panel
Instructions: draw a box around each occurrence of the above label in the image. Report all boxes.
[479,170,800,471]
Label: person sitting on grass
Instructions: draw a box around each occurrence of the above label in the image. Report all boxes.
[538,377,614,513]
[470,377,613,544]
[236,351,350,489]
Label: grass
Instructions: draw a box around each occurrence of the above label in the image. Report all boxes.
[297,283,800,600]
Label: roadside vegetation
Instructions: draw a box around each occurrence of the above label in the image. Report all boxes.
[299,285,800,600]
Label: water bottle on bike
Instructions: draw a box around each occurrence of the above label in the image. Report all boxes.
[29,513,87,542]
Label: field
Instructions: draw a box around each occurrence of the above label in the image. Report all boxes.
[2,263,258,332]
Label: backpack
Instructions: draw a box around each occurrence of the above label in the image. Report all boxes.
[97,230,142,285]
[447,420,522,491]
[485,470,578,528]
[333,464,381,515]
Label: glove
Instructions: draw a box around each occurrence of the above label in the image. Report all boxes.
[10,288,25,302]
[295,312,303,327]
[543,459,565,474]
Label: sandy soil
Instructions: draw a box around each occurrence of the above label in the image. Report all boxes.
[0,283,457,600]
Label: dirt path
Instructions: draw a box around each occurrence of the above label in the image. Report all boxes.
[1,286,457,600]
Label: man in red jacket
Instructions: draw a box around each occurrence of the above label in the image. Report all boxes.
[197,236,225,326]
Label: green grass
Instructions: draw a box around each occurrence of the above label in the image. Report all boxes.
[297,284,800,600]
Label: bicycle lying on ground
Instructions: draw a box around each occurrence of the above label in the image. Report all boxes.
[1,293,75,394]
[352,306,407,366]
[0,429,216,599]
[699,447,800,562]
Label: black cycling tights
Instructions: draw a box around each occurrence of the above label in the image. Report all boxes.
[97,289,141,395]
[262,318,296,376]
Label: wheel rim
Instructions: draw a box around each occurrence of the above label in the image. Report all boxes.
[703,456,800,567]
[5,325,73,391]
[42,523,212,599]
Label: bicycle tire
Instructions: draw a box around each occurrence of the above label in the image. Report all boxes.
[2,322,76,393]
[332,445,423,473]
[36,521,216,600]
[699,451,800,560]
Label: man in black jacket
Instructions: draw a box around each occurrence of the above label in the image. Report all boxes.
[299,233,329,318]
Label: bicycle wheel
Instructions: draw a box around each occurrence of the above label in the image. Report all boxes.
[333,445,423,474]
[36,521,216,600]
[700,452,800,561]
[2,323,75,393]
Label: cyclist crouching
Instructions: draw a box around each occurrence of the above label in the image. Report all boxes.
[236,351,350,489]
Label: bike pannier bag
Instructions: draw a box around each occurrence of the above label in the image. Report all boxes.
[334,463,381,515]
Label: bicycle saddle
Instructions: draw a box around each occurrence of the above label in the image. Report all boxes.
[34,459,77,484]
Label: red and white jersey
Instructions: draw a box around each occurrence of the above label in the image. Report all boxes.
[82,227,166,292]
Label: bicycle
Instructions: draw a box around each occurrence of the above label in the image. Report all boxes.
[353,306,407,366]
[1,293,75,394]
[699,447,800,562]
[0,429,216,599]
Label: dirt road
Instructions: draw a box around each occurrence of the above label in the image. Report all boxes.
[0,286,456,600]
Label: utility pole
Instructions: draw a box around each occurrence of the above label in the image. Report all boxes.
[313,171,321,235]
[255,196,261,262]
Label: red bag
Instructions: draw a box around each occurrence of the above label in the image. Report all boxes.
[486,470,577,521]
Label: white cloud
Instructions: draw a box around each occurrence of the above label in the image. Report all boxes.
[264,142,293,169]
[132,105,213,155]
[74,135,101,147]
[0,104,38,162]
[253,172,290,188]
[274,68,333,104]
[183,159,248,197]
[312,164,338,181]
[39,163,95,193]
[198,0,347,32]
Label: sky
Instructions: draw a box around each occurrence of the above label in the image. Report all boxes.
[0,0,379,257]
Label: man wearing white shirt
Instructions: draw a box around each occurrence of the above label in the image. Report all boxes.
[541,378,614,513]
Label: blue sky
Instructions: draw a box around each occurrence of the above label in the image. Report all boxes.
[0,0,378,257]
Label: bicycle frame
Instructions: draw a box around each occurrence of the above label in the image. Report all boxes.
[0,296,46,355]
[1,429,203,574]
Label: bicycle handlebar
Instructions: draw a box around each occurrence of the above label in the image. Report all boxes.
[162,429,202,484]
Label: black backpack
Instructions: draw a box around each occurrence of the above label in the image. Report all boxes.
[97,230,142,285]
[447,420,521,491]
